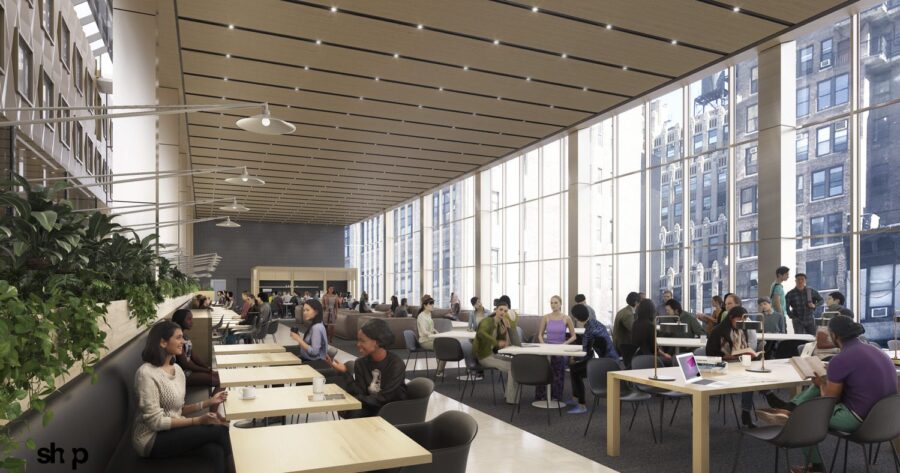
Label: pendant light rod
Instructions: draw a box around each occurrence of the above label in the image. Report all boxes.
[0,102,264,128]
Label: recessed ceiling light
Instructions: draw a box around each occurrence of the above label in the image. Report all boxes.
[374,77,380,81]
[223,77,229,81]
[549,105,555,108]
[330,6,337,12]
[497,96,502,100]
[359,96,364,100]
[225,53,231,58]
[622,65,628,71]
[417,24,424,29]
[733,6,741,12]
[671,39,678,45]
[583,87,588,91]
[228,24,234,29]
[561,53,567,58]
[418,104,423,108]
[606,24,613,30]
[438,86,443,91]
[463,65,469,70]
[525,76,531,81]
[393,53,400,58]
[531,6,539,12]
[315,39,322,45]
[304,66,309,70]
[493,39,500,45]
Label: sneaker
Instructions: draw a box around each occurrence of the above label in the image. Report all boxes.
[765,392,796,411]
[756,408,789,426]
[563,398,579,407]
[567,405,588,414]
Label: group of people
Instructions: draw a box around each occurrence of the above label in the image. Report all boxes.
[134,292,411,472]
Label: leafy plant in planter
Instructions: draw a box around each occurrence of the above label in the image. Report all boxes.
[0,175,198,470]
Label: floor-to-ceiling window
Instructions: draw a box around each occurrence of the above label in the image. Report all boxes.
[733,59,759,311]
[486,138,568,315]
[387,200,420,304]
[427,177,476,308]
[358,214,384,304]
[580,118,615,325]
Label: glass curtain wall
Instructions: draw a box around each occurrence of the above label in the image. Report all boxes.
[386,200,420,305]
[426,177,476,308]
[358,214,384,304]
[486,138,568,316]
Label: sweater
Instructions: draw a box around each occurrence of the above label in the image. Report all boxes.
[132,363,186,457]
[343,352,408,413]
[299,323,328,361]
[417,312,436,344]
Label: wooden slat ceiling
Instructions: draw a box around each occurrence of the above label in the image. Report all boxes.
[174,0,852,225]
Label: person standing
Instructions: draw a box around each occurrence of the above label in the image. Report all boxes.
[572,294,597,328]
[613,292,640,354]
[785,273,823,336]
[322,286,341,342]
[535,296,577,403]
[770,266,790,316]
[390,295,399,315]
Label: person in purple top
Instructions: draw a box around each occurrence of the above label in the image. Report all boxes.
[535,296,577,403]
[567,304,620,414]
[763,315,897,473]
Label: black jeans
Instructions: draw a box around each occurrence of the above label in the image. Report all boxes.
[569,359,589,405]
[149,424,231,473]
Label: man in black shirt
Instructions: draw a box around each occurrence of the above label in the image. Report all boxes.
[784,273,822,336]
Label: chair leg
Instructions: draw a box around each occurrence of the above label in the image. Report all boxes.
[628,403,638,431]
[862,443,872,473]
[489,370,497,406]
[813,446,827,473]
[889,441,900,473]
[830,438,842,473]
[774,446,780,473]
[872,443,880,466]
[730,433,744,473]
[583,396,599,437]
[729,395,741,430]
[644,402,657,444]
[784,448,791,473]
[546,391,551,426]
[843,440,849,473]
[659,397,665,443]
[669,397,682,426]
[509,385,520,423]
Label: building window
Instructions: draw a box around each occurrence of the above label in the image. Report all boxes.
[74,123,83,164]
[707,129,717,147]
[40,72,53,129]
[796,175,804,204]
[798,45,813,75]
[740,229,758,258]
[820,38,833,68]
[59,96,70,147]
[59,19,69,69]
[796,132,808,161]
[746,104,758,133]
[41,0,53,40]
[693,134,703,153]
[796,220,803,249]
[740,186,757,216]
[17,35,34,102]
[750,66,758,95]
[816,126,831,156]
[806,259,837,290]
[817,74,849,111]
[833,120,848,152]
[797,87,809,117]
[73,51,83,93]
[744,146,758,175]
[811,165,843,201]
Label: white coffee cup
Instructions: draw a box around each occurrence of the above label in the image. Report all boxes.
[740,354,751,367]
[241,386,256,399]
[313,377,326,395]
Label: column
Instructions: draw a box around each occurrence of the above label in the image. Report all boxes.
[757,42,797,298]
[476,171,492,300]
[567,130,586,308]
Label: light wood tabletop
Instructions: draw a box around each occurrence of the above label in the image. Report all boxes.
[215,352,302,368]
[606,359,814,473]
[657,333,815,349]
[450,321,469,329]
[214,344,286,355]
[218,365,322,388]
[499,343,586,357]
[224,384,361,420]
[230,416,431,473]
[432,331,476,340]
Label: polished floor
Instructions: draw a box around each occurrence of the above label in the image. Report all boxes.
[265,323,618,473]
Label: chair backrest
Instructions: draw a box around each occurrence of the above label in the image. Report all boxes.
[433,318,453,333]
[379,377,434,425]
[773,396,837,447]
[403,330,419,351]
[434,338,465,362]
[848,394,900,443]
[396,411,478,473]
[510,354,552,385]
[774,340,806,359]
[586,358,620,393]
[631,354,666,370]
[693,347,706,356]
[326,345,339,359]
[618,343,638,368]
[887,340,900,350]
[266,319,279,335]
[514,326,525,344]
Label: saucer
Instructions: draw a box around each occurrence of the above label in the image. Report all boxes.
[241,395,256,400]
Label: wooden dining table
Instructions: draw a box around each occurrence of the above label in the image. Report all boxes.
[215,352,301,368]
[218,365,322,388]
[224,384,361,420]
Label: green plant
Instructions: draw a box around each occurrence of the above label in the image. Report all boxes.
[0,174,198,470]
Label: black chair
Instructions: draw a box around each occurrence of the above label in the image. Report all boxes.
[460,340,504,405]
[619,343,638,368]
[581,357,656,440]
[631,355,690,443]
[433,318,453,333]
[774,340,807,359]
[403,330,431,376]
[379,377,434,425]
[378,411,478,473]
[509,354,561,425]
[829,394,900,473]
[433,338,468,396]
[731,396,836,473]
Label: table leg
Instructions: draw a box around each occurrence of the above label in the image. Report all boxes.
[607,374,621,456]
[692,392,710,473]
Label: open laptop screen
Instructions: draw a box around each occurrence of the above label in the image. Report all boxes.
[676,353,702,382]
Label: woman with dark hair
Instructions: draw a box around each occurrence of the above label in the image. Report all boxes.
[171,309,221,391]
[706,306,762,427]
[663,299,706,338]
[132,321,231,473]
[416,295,446,375]
[325,318,408,418]
[698,295,723,333]
[288,299,330,371]
[631,299,672,362]
[393,298,409,318]
[449,292,461,320]
[358,291,371,313]
[390,295,399,315]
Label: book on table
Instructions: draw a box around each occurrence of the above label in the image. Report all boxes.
[789,356,827,379]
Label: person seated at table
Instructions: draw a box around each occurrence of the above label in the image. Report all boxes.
[390,295,399,315]
[324,318,407,418]
[133,321,231,473]
[800,308,861,359]
[449,292,461,320]
[567,304,619,414]
[237,292,253,324]
[663,299,706,338]
[416,295,447,376]
[288,299,331,372]
[762,316,897,473]
[535,295,577,403]
[472,300,520,404]
[171,309,221,393]
[468,296,487,331]
[631,299,672,363]
[706,306,762,427]
[697,295,724,334]
[393,298,409,318]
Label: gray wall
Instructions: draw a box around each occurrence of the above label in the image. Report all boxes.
[193,220,345,292]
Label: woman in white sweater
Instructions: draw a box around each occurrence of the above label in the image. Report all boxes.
[133,320,231,472]
[416,295,446,375]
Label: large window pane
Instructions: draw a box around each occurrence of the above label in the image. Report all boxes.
[428,177,475,307]
[859,3,900,108]
[797,17,851,123]
[689,70,729,154]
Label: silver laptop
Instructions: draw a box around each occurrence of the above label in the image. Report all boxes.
[676,353,719,386]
